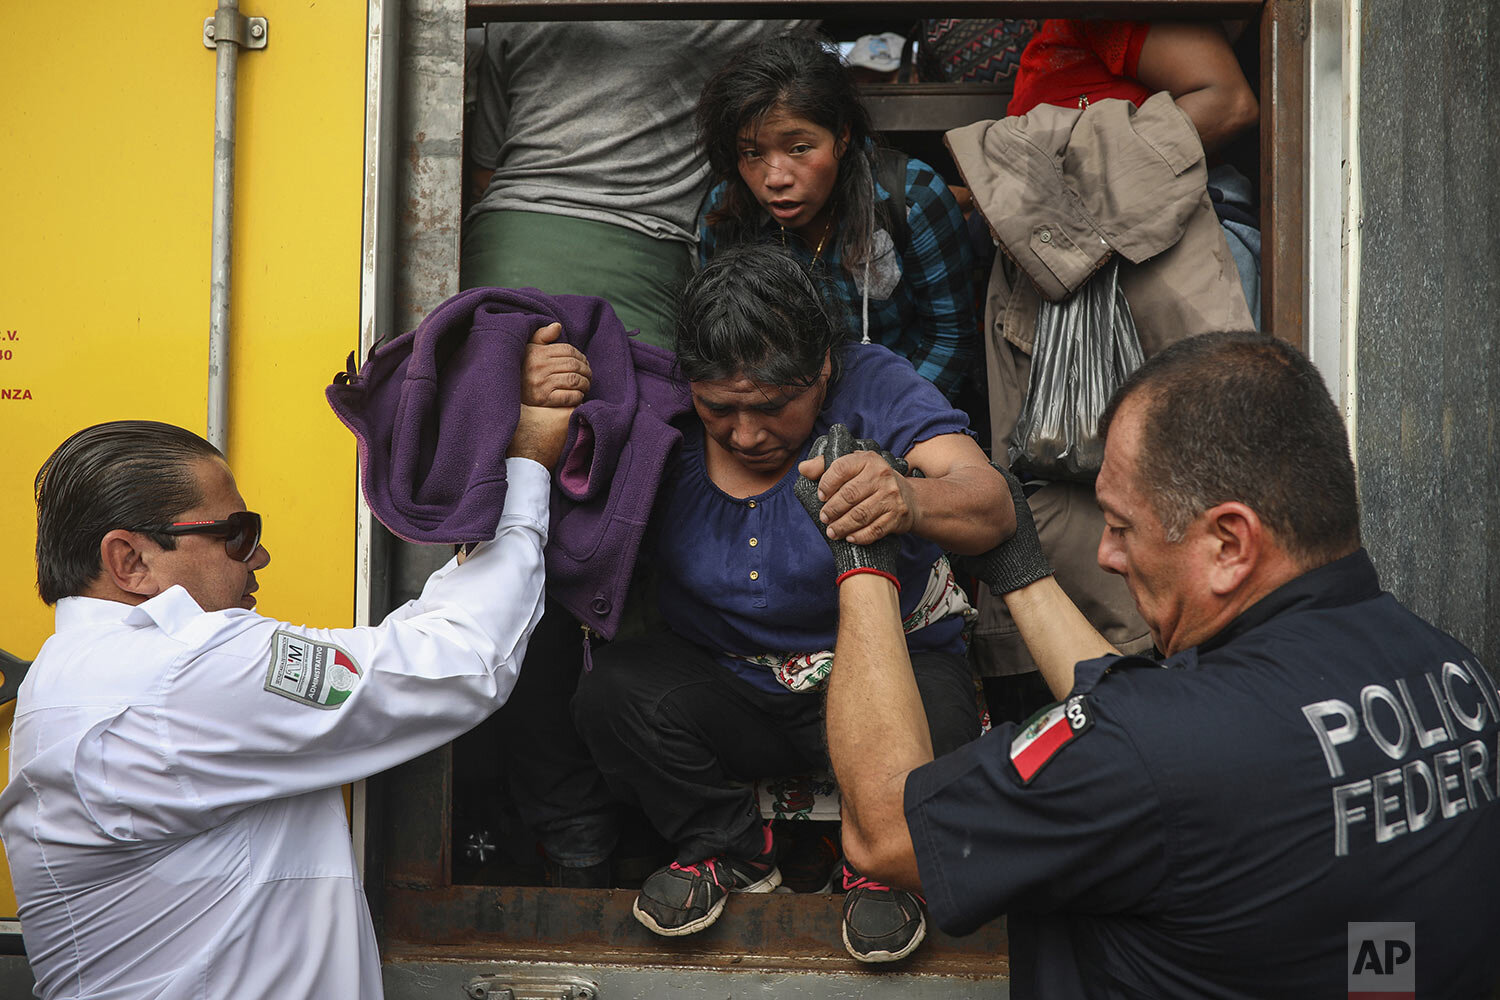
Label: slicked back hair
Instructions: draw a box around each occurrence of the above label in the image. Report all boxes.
[695,33,886,275]
[35,420,223,605]
[1099,332,1360,565]
[674,242,850,388]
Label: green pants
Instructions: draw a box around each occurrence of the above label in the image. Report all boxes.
[460,209,693,351]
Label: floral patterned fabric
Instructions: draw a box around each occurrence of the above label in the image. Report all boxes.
[729,556,976,693]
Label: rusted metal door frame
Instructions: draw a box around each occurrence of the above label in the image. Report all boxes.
[467,0,1265,20]
[1260,0,1308,348]
[372,0,1310,977]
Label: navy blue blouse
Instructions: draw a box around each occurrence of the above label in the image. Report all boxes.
[654,343,971,693]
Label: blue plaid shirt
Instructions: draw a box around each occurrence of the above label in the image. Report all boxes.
[699,157,977,401]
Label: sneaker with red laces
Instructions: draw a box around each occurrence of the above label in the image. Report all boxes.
[840,862,927,962]
[632,825,781,936]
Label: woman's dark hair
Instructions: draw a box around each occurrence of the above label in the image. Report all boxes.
[674,242,850,387]
[35,420,223,604]
[696,34,885,276]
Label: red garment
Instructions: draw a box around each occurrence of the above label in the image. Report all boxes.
[1007,20,1152,116]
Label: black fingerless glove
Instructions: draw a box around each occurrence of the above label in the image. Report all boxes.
[948,462,1054,595]
[794,423,902,589]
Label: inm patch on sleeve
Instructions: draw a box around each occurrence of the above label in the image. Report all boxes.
[1010,695,1094,784]
[264,630,363,709]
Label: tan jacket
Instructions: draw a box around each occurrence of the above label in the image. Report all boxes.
[948,92,1254,446]
[949,93,1252,677]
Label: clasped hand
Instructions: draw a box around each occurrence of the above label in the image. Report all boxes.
[509,322,589,468]
[796,429,916,546]
[522,321,592,407]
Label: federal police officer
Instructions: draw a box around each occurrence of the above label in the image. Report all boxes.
[1,405,570,1000]
[814,332,1500,997]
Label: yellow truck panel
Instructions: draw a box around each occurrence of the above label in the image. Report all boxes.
[0,0,368,922]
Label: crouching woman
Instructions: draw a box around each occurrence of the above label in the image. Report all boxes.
[572,243,1012,962]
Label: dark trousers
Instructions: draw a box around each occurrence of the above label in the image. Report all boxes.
[494,598,620,866]
[573,629,980,865]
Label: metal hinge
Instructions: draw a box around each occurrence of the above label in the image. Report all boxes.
[465,975,599,1000]
[202,8,268,50]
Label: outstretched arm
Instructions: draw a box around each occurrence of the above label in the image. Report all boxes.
[793,425,927,886]
[948,463,1118,698]
[1002,577,1119,699]
[828,571,928,889]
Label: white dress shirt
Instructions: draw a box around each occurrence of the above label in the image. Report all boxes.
[1,458,551,1000]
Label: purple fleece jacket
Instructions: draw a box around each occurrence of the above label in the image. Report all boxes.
[326,287,689,638]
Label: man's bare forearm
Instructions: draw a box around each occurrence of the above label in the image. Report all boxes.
[1002,576,1120,699]
[827,574,928,889]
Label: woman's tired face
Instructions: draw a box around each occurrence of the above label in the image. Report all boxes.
[736,105,846,240]
[692,357,831,477]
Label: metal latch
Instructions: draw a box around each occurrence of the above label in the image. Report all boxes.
[465,975,599,1000]
[202,8,268,50]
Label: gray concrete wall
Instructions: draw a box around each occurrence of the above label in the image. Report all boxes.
[1356,0,1500,667]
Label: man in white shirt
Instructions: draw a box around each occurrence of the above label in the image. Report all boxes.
[1,406,569,1000]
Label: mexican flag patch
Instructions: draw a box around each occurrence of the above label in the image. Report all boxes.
[1010,695,1094,784]
[264,630,363,709]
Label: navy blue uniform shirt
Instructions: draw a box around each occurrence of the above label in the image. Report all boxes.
[905,549,1500,998]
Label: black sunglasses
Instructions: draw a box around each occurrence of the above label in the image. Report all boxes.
[148,510,263,563]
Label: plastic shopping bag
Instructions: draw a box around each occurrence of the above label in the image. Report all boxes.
[1008,258,1144,481]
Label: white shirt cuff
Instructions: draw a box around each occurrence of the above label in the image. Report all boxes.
[500,456,551,540]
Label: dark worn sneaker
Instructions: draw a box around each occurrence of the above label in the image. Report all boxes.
[840,862,927,963]
[633,825,780,936]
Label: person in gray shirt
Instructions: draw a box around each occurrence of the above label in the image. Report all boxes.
[462,20,802,348]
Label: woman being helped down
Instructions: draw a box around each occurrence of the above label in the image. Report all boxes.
[695,35,977,403]
[572,244,1011,963]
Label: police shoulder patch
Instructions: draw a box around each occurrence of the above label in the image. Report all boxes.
[1010,694,1094,784]
[264,630,363,710]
